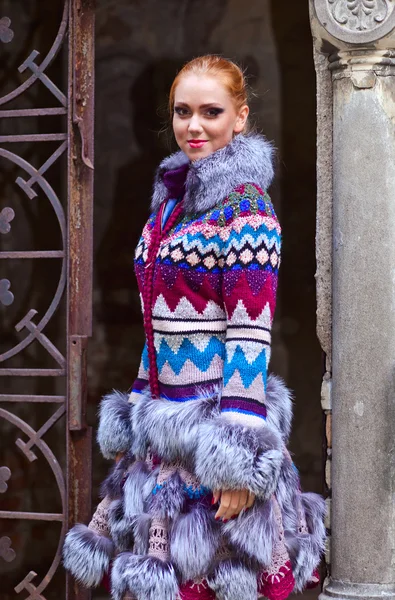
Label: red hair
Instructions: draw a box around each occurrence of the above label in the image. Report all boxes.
[168,55,249,117]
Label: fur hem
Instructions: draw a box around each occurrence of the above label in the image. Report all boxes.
[148,472,187,520]
[132,387,219,462]
[111,553,179,600]
[97,390,134,460]
[108,461,157,552]
[169,503,221,582]
[62,524,114,588]
[290,493,326,592]
[223,498,278,565]
[195,416,283,498]
[207,559,258,600]
[108,498,135,552]
[100,451,134,499]
[265,375,293,443]
[151,133,275,215]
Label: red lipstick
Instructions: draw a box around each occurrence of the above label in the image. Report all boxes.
[188,140,208,149]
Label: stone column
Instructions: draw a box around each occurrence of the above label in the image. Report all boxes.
[309,2,395,600]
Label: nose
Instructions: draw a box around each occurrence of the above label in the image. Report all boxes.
[188,113,203,136]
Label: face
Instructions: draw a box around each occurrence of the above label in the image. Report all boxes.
[172,74,249,161]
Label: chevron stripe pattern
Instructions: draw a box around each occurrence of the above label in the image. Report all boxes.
[133,183,281,426]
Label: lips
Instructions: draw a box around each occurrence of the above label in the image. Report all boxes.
[188,140,208,149]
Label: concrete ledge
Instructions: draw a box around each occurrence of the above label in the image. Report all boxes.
[320,580,395,600]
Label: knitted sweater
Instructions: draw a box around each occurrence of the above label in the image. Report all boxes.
[63,134,326,600]
[130,133,280,431]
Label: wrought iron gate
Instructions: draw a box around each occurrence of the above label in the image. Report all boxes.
[0,1,94,598]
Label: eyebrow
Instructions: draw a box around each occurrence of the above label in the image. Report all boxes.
[174,102,224,109]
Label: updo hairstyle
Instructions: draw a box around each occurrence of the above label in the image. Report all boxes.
[168,55,250,129]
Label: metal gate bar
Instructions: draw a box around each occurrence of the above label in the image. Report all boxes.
[0,1,95,598]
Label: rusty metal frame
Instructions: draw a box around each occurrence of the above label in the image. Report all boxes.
[0,1,94,598]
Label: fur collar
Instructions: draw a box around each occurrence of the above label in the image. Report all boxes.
[151,133,275,215]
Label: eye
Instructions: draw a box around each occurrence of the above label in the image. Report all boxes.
[174,106,189,117]
[205,108,224,118]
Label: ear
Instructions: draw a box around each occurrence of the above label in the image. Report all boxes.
[234,104,249,134]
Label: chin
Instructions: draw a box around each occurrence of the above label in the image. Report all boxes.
[184,146,213,161]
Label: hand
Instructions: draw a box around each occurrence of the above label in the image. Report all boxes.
[213,488,255,521]
[115,452,125,463]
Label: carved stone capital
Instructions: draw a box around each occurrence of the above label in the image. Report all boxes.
[328,48,395,85]
[314,0,395,44]
[310,0,395,54]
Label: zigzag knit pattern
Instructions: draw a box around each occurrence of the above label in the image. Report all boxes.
[131,183,281,428]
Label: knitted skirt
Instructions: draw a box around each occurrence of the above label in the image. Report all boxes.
[63,380,325,600]
[81,452,322,600]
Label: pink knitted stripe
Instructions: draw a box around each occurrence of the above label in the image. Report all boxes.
[179,581,216,600]
[258,561,295,600]
[142,201,184,398]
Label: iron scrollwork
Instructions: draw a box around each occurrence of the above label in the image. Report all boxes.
[0,279,14,307]
[0,466,11,493]
[0,537,16,563]
[0,207,15,234]
[0,17,14,43]
[0,1,73,598]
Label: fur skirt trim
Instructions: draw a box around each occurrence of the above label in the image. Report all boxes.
[108,460,157,553]
[111,553,179,600]
[265,375,293,444]
[100,451,134,499]
[223,498,278,566]
[195,416,283,498]
[64,373,326,598]
[207,559,258,600]
[291,492,326,591]
[131,387,219,463]
[62,524,114,587]
[169,502,221,582]
[97,390,133,459]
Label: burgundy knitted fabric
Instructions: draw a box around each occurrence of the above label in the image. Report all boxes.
[141,199,185,398]
[179,581,216,600]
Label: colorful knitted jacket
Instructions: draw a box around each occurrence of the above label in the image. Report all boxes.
[63,134,326,600]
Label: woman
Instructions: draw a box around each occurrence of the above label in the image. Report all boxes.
[63,55,325,600]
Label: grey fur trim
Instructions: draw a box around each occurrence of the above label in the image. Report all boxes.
[97,390,133,460]
[207,559,258,600]
[108,498,134,552]
[111,553,179,600]
[151,133,275,215]
[170,503,221,582]
[124,461,151,516]
[133,513,151,555]
[142,465,160,500]
[265,374,293,443]
[195,417,283,498]
[276,453,301,547]
[100,451,134,500]
[63,523,114,588]
[223,499,277,566]
[292,493,326,592]
[132,387,219,463]
[108,461,153,552]
[149,472,186,520]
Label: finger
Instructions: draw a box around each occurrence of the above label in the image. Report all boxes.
[224,490,243,521]
[246,490,255,509]
[215,490,231,520]
[212,490,221,505]
[235,489,249,516]
[228,489,248,520]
